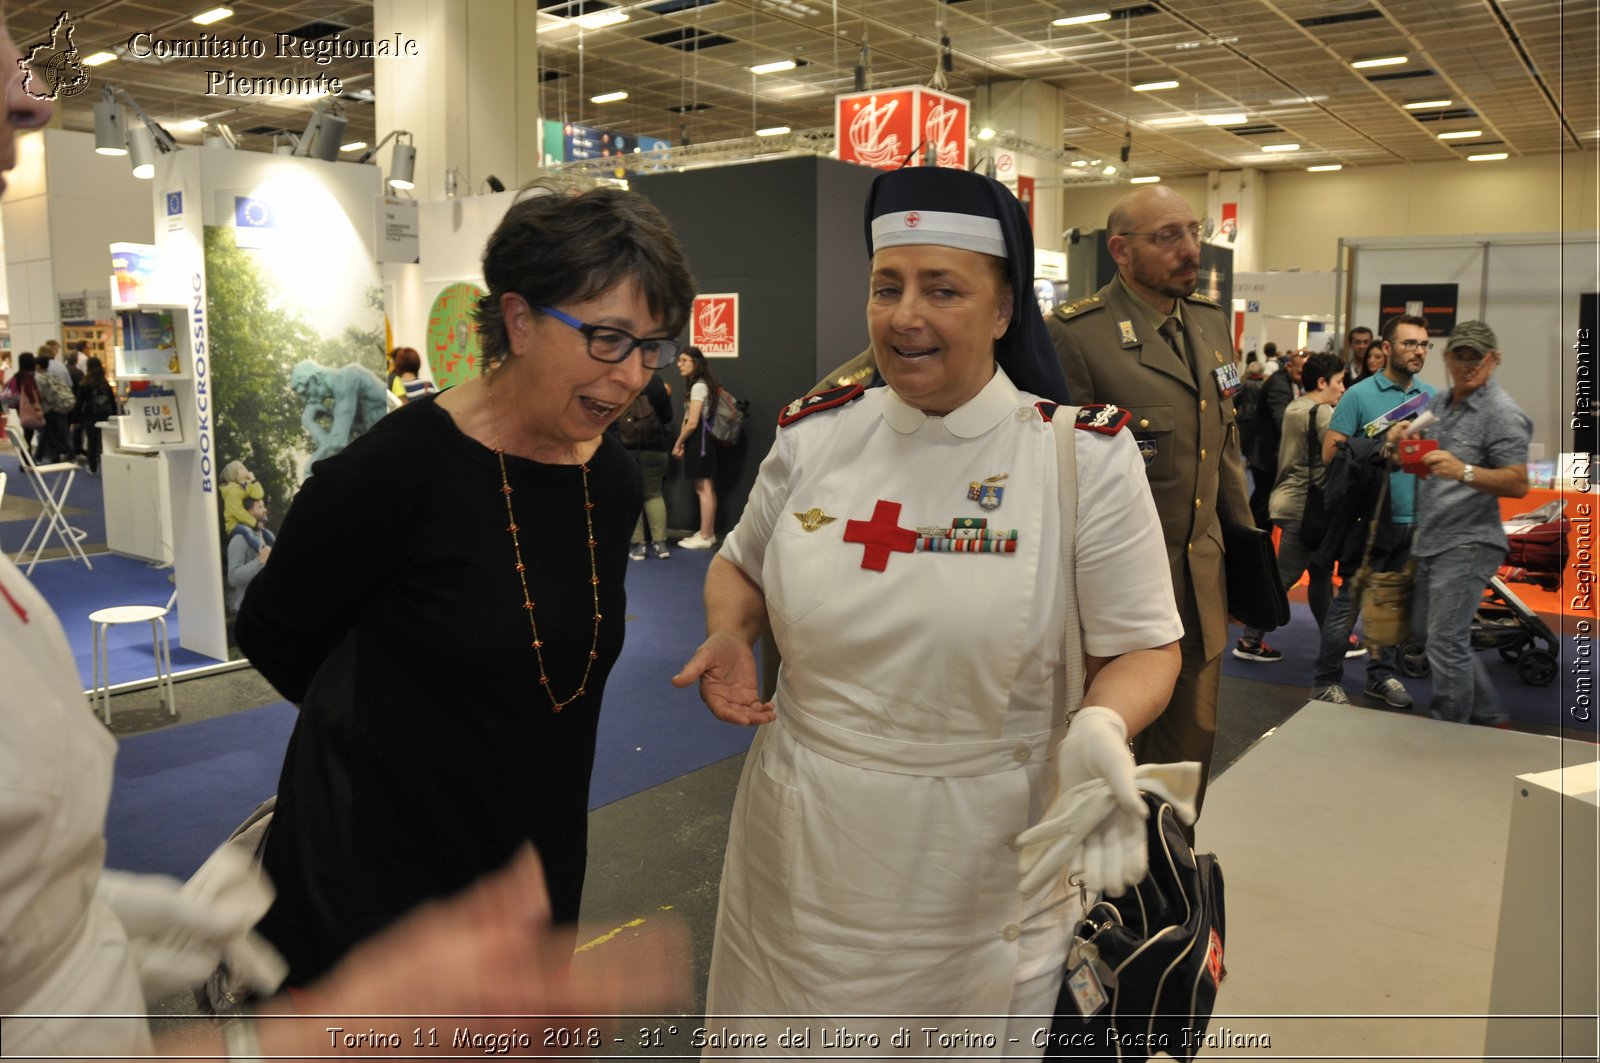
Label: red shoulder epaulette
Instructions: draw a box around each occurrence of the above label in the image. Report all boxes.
[1073,403,1132,435]
[1034,400,1060,421]
[777,383,865,427]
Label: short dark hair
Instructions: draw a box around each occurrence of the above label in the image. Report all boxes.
[1263,342,1278,359]
[1380,314,1429,345]
[390,346,421,375]
[1302,352,1343,392]
[475,185,696,369]
[1347,326,1373,342]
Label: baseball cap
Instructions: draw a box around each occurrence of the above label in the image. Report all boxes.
[1444,320,1497,358]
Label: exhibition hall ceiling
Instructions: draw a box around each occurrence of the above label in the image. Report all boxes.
[11,0,1593,179]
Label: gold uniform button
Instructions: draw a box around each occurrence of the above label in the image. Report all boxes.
[1200,399,1208,411]
[1139,418,1150,429]
[1195,498,1203,510]
[1201,448,1208,461]
[1188,542,1194,553]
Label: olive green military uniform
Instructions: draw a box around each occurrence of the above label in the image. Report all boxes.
[1048,276,1253,816]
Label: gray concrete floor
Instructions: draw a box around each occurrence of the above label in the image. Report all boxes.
[124,661,1316,1034]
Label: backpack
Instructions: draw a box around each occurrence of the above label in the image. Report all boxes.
[615,390,662,449]
[706,386,749,447]
[87,384,118,422]
[38,372,75,415]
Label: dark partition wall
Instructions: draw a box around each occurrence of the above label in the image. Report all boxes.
[635,157,878,537]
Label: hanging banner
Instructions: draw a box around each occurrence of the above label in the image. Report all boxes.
[835,86,969,170]
[691,293,739,358]
[1220,201,1238,241]
[1016,175,1036,230]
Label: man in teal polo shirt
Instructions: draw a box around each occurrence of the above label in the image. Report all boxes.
[1309,314,1435,706]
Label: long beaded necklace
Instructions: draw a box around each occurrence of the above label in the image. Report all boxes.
[490,374,602,713]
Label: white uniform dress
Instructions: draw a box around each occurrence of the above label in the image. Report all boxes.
[708,369,1182,1055]
[0,554,151,1056]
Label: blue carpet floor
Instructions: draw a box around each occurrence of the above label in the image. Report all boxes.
[104,548,757,879]
[0,449,109,554]
[26,552,218,687]
[1222,599,1576,728]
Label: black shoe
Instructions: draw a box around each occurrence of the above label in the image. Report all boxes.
[1232,638,1284,663]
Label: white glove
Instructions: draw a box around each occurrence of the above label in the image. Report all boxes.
[95,847,286,1003]
[1017,704,1202,897]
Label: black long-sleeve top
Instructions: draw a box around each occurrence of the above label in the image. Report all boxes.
[237,395,641,985]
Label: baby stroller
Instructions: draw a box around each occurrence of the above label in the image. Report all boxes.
[1397,500,1565,687]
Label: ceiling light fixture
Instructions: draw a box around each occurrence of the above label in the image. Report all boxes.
[1129,175,1161,184]
[126,125,159,179]
[1403,98,1452,110]
[340,140,367,152]
[1270,95,1328,105]
[1467,152,1509,162]
[1071,159,1088,167]
[192,6,234,25]
[1351,55,1407,69]
[1053,12,1111,26]
[93,88,126,154]
[1145,116,1194,127]
[97,85,178,175]
[756,125,791,136]
[1263,143,1300,152]
[82,51,117,66]
[357,130,416,189]
[751,59,798,74]
[976,126,996,140]
[1201,113,1249,126]
[576,10,629,30]
[1437,130,1482,140]
[170,119,207,133]
[1101,164,1118,175]
[590,90,629,104]
[293,98,348,161]
[1133,80,1179,91]
[1307,164,1342,172]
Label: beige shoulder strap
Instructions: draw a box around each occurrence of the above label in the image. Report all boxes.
[1051,406,1087,721]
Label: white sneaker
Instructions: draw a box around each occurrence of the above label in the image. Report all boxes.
[677,532,716,549]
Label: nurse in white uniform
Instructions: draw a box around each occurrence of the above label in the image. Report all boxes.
[675,167,1187,1054]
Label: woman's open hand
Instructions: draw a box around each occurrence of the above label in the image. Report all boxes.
[672,632,775,726]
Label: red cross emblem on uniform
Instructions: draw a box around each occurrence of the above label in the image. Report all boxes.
[904,211,920,228]
[843,499,917,571]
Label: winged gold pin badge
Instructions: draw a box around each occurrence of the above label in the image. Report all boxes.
[794,508,838,532]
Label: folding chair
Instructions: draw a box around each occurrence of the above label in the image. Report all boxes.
[6,422,92,575]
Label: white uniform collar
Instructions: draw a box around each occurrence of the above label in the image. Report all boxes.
[880,367,1024,438]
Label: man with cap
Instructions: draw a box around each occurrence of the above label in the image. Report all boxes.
[676,166,1187,1044]
[1047,185,1253,822]
[1399,320,1530,725]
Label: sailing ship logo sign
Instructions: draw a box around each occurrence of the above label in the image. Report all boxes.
[691,294,739,357]
[835,87,967,171]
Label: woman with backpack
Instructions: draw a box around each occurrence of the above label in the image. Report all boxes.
[74,356,117,474]
[671,346,719,549]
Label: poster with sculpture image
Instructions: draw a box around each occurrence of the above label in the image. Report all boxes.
[203,212,386,642]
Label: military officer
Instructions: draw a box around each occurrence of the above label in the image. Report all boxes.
[1047,185,1254,820]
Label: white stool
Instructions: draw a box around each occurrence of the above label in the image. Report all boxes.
[89,605,177,726]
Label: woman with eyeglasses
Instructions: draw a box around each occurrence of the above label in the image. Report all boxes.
[237,180,696,986]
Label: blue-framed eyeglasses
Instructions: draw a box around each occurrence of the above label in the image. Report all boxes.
[540,305,681,369]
